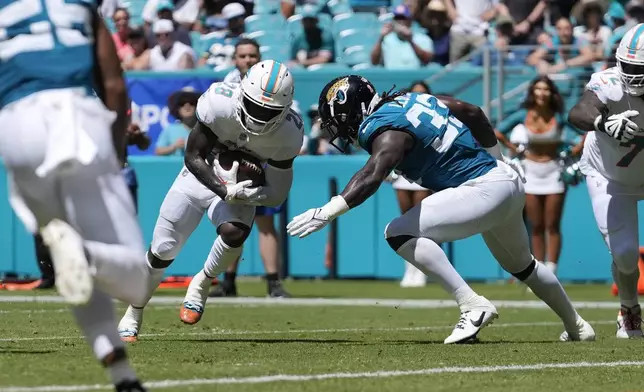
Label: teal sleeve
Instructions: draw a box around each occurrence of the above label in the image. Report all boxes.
[156,127,171,148]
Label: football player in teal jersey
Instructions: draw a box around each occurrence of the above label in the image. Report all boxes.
[0,1,149,390]
[288,75,595,344]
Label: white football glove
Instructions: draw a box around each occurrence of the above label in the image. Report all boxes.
[287,208,331,238]
[502,155,526,183]
[595,110,640,143]
[213,159,266,205]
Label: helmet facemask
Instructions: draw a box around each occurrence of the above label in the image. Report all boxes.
[237,90,289,135]
[617,58,644,96]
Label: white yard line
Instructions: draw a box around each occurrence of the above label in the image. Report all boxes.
[0,295,621,309]
[0,361,642,392]
[0,320,615,342]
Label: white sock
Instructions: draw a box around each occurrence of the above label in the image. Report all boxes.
[524,262,578,330]
[203,236,244,278]
[612,262,640,308]
[108,359,137,385]
[84,241,148,305]
[131,253,166,309]
[396,237,476,306]
[544,261,558,275]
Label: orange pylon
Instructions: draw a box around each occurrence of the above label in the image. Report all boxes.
[611,247,644,296]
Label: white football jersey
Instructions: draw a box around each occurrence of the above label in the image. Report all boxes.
[581,67,644,186]
[196,82,304,162]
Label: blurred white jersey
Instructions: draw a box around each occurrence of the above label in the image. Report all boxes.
[196,82,304,162]
[582,67,644,186]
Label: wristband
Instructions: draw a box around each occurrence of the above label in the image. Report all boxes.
[320,195,350,220]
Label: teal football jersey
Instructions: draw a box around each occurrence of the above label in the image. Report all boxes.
[0,0,97,108]
[358,93,496,191]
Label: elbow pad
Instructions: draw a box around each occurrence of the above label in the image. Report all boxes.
[261,165,293,207]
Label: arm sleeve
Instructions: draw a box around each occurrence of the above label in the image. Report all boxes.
[261,164,293,207]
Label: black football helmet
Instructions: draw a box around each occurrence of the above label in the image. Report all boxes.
[318,75,377,151]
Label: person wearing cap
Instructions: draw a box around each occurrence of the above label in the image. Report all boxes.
[572,0,613,64]
[197,2,247,70]
[148,19,196,70]
[290,5,334,68]
[371,4,433,69]
[145,0,192,48]
[444,0,500,62]
[155,88,200,156]
[527,16,594,75]
[420,0,451,66]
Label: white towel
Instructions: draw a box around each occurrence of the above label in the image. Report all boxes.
[35,93,99,178]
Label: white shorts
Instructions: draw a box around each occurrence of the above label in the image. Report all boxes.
[585,168,644,271]
[150,166,256,260]
[0,89,145,288]
[386,161,533,274]
[391,176,429,191]
[522,159,565,195]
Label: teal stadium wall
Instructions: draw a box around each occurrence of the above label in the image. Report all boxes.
[0,68,638,282]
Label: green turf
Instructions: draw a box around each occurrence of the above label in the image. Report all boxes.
[0,281,639,392]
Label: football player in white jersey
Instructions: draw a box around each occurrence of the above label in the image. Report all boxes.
[569,23,644,339]
[118,60,304,341]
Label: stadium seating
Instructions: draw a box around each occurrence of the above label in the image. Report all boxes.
[260,46,291,63]
[253,0,281,14]
[332,12,379,36]
[328,0,354,15]
[247,30,292,48]
[244,14,286,33]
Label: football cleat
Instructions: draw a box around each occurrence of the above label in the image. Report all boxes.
[40,219,93,305]
[208,281,237,297]
[268,280,291,298]
[118,306,144,343]
[559,317,596,341]
[115,380,147,392]
[180,270,212,325]
[616,305,643,339]
[444,296,498,344]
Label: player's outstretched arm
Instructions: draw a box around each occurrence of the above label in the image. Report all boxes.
[287,130,412,238]
[340,130,413,208]
[184,121,227,198]
[261,158,295,208]
[568,90,608,132]
[92,10,128,164]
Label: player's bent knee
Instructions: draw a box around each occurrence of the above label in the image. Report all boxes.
[218,222,251,248]
[386,235,416,252]
[510,258,536,282]
[147,249,173,269]
[612,247,640,274]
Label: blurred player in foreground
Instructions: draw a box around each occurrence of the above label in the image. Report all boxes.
[0,1,150,391]
[287,75,595,344]
[118,60,303,342]
[568,23,644,339]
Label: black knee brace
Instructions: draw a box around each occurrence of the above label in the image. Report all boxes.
[386,235,415,252]
[101,347,127,367]
[147,249,173,269]
[511,259,537,282]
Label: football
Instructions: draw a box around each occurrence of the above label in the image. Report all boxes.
[216,150,266,188]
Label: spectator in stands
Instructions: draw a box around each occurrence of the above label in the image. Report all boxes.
[198,2,247,70]
[155,88,200,156]
[146,0,192,48]
[112,8,135,62]
[371,4,433,69]
[420,0,451,66]
[546,0,583,22]
[471,14,531,66]
[497,0,546,44]
[290,6,334,68]
[122,28,151,70]
[142,0,200,29]
[281,0,330,19]
[572,0,612,64]
[527,17,594,75]
[223,38,261,83]
[495,76,585,277]
[148,20,196,70]
[444,0,500,62]
[604,0,644,68]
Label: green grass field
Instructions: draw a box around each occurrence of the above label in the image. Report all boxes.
[1,281,643,392]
